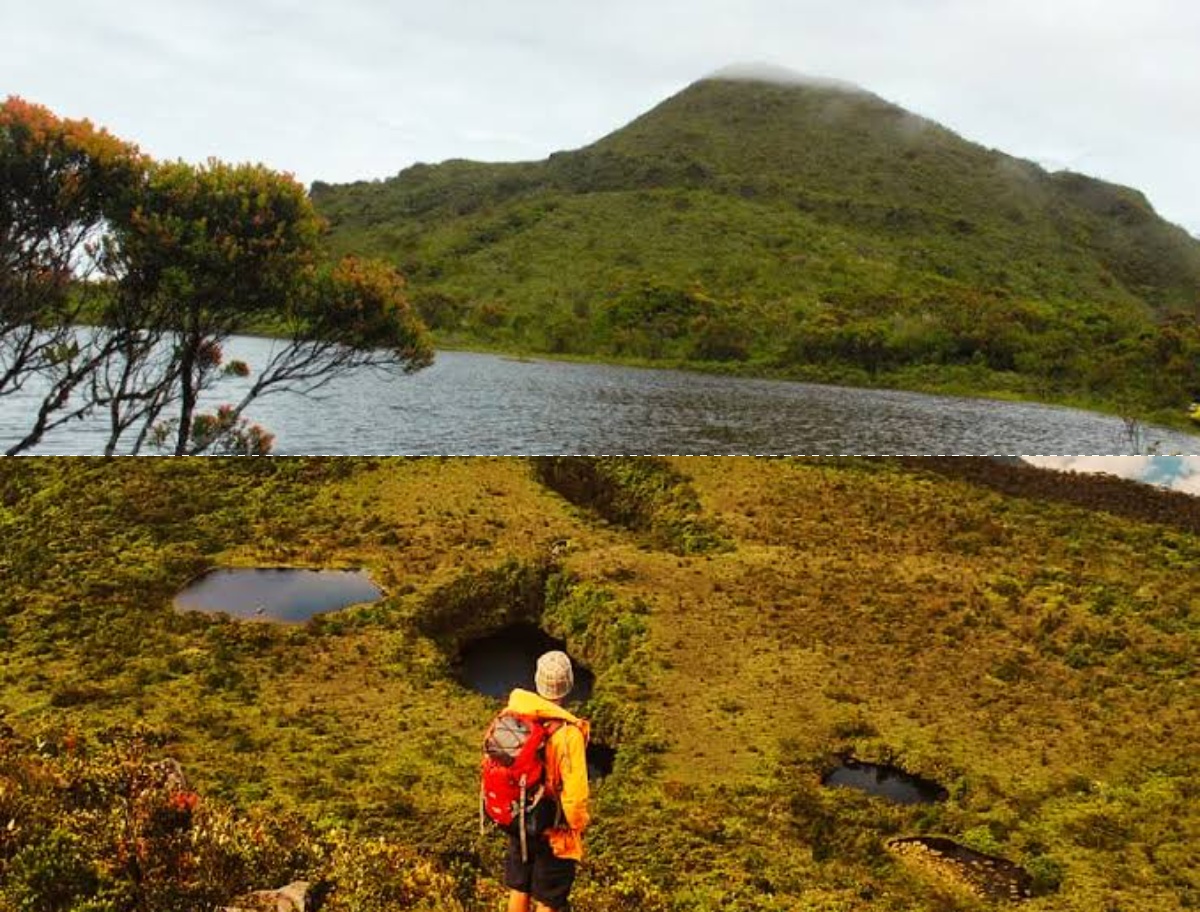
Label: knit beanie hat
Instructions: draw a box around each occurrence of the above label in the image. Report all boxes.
[535,651,574,701]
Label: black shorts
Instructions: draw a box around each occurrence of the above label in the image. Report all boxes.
[504,834,577,910]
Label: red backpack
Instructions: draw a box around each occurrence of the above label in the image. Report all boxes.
[479,711,562,860]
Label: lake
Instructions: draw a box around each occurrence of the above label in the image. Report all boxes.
[5,338,1198,476]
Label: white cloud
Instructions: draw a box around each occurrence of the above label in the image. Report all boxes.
[3,0,1199,230]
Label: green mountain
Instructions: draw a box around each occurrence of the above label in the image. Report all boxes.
[311,72,1200,418]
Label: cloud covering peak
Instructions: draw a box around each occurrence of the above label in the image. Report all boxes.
[707,62,866,94]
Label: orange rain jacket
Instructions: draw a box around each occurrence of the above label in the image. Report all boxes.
[505,688,591,860]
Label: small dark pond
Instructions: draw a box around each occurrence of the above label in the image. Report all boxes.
[889,836,1034,902]
[457,623,595,704]
[587,743,617,781]
[174,568,383,623]
[821,759,948,805]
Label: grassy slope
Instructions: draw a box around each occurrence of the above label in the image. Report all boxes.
[1,457,1198,911]
[311,78,1200,421]
[317,78,1200,310]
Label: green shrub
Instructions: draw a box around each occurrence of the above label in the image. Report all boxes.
[5,828,98,912]
[1025,854,1066,895]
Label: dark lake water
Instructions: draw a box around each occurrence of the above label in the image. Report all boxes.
[587,743,616,781]
[822,760,948,805]
[457,623,595,704]
[5,338,1198,464]
[174,568,383,623]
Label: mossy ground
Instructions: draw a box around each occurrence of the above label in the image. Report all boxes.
[1,458,1197,911]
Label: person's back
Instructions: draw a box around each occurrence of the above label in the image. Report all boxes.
[501,651,590,912]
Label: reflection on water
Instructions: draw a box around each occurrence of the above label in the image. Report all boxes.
[174,568,382,623]
[5,340,1199,458]
[1023,456,1200,496]
[821,760,948,805]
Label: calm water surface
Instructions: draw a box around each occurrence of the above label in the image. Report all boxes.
[174,568,382,623]
[6,338,1198,468]
[458,623,595,704]
[822,760,948,805]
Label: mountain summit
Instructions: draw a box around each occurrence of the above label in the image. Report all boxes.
[705,62,868,93]
[312,72,1200,418]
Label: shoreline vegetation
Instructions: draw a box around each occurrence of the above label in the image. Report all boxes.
[10,78,1200,452]
[1,97,432,457]
[2,457,1197,911]
[314,76,1200,434]
[418,337,1200,437]
[77,309,1200,440]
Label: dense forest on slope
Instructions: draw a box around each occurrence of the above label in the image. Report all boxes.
[313,76,1200,422]
[2,457,1198,911]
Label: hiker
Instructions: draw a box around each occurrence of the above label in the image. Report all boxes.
[489,650,590,912]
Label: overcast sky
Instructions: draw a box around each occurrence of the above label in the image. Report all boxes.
[4,0,1199,235]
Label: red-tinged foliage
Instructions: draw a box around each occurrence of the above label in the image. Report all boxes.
[0,96,144,294]
[167,791,200,814]
[1,97,149,454]
[0,725,316,911]
[189,405,277,455]
[307,256,434,367]
[108,158,435,454]
[0,724,486,911]
[0,96,146,206]
[2,97,435,455]
[115,158,324,323]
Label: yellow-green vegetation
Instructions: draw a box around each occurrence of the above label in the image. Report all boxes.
[311,77,1200,424]
[1,457,1198,911]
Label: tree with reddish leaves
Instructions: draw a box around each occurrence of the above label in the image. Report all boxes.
[1,98,434,454]
[0,96,145,454]
[108,160,433,454]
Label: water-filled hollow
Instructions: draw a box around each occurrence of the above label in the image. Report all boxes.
[587,743,617,781]
[889,836,1034,901]
[174,568,383,623]
[821,758,948,805]
[457,623,595,704]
